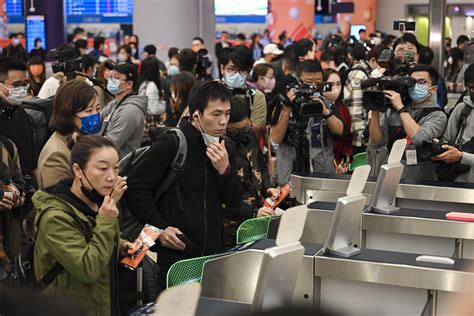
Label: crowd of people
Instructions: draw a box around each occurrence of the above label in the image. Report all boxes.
[0,25,473,315]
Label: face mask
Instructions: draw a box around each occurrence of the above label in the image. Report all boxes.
[224,72,246,89]
[371,68,384,78]
[79,113,102,135]
[197,113,220,146]
[323,87,341,101]
[107,77,121,95]
[12,38,19,46]
[409,83,430,103]
[1,84,28,105]
[131,47,137,55]
[168,65,180,77]
[262,77,276,93]
[79,171,105,207]
[227,127,253,147]
[118,54,128,62]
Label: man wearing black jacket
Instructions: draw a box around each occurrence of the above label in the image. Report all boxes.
[125,80,243,286]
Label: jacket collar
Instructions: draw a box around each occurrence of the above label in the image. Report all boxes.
[179,118,205,145]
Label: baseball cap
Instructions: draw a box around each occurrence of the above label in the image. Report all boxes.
[105,61,137,87]
[263,43,283,55]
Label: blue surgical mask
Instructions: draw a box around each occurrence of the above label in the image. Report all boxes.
[224,72,246,88]
[408,83,430,103]
[168,65,180,77]
[107,77,121,95]
[79,113,102,135]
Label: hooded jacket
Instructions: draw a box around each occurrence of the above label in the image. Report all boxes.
[33,182,124,316]
[443,95,474,183]
[101,94,148,158]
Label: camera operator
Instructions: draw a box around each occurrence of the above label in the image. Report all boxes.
[393,33,420,67]
[433,64,474,183]
[271,60,344,184]
[219,47,267,130]
[368,65,448,181]
[191,37,218,80]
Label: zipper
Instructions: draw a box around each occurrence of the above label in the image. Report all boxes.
[202,161,208,255]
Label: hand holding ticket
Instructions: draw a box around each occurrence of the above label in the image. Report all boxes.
[263,184,291,209]
[120,224,162,270]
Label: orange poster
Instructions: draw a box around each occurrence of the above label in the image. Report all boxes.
[267,0,315,42]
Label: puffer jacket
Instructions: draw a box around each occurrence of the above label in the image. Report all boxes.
[33,185,124,316]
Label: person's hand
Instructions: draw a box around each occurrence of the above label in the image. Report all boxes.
[266,187,281,200]
[98,195,119,219]
[384,90,404,111]
[158,226,186,250]
[16,192,25,207]
[111,176,128,202]
[286,88,297,102]
[123,239,143,255]
[432,145,463,163]
[207,140,230,175]
[257,206,275,217]
[0,193,14,210]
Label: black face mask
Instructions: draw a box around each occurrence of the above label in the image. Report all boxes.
[80,170,105,207]
[228,130,254,147]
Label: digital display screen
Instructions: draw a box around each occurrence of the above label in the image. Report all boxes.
[350,25,367,41]
[215,0,267,23]
[25,15,46,52]
[66,0,133,24]
[6,0,24,23]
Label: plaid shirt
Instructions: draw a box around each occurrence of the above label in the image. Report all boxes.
[343,60,370,147]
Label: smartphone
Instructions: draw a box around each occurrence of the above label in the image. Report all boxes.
[393,20,416,32]
[177,233,195,249]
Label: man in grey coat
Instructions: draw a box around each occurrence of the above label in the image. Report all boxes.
[368,65,448,181]
[433,63,474,183]
[101,62,147,158]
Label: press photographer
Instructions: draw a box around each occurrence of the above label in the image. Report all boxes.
[367,64,448,180]
[270,60,345,185]
[432,63,474,183]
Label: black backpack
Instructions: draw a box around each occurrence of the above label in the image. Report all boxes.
[118,127,187,241]
[20,97,53,158]
[11,209,92,289]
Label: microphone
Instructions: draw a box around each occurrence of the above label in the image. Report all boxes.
[360,77,379,89]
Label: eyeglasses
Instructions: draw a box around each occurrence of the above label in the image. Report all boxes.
[2,80,30,88]
[227,123,253,136]
[416,79,433,86]
[466,85,474,93]
[224,67,248,76]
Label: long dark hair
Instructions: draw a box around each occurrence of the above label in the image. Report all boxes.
[138,58,163,98]
[28,56,46,96]
[169,72,196,113]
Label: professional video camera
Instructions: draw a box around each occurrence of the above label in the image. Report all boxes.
[195,48,212,80]
[361,75,415,112]
[377,48,416,77]
[281,74,333,119]
[48,49,84,80]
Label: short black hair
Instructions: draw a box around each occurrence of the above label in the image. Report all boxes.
[229,97,250,123]
[192,37,204,44]
[168,47,179,59]
[278,31,287,42]
[144,44,157,55]
[74,39,88,50]
[118,45,132,55]
[34,37,42,45]
[236,33,246,41]
[457,35,470,46]
[177,48,197,72]
[393,33,420,53]
[93,36,105,50]
[366,44,386,61]
[8,33,17,39]
[297,60,322,75]
[188,80,232,117]
[73,27,85,36]
[81,54,96,71]
[418,45,434,65]
[219,47,252,71]
[0,57,27,81]
[351,44,367,61]
[359,29,366,34]
[409,64,439,85]
[320,51,335,62]
[295,39,315,58]
[464,63,474,86]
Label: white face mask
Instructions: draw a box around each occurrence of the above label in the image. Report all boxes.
[197,113,220,146]
[370,68,385,78]
[1,83,28,105]
[118,53,128,62]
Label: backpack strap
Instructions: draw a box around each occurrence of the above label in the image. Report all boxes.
[0,135,15,161]
[152,128,187,203]
[454,103,473,145]
[38,205,93,287]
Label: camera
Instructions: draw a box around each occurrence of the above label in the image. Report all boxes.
[361,74,415,112]
[195,48,212,80]
[48,49,84,80]
[282,74,333,119]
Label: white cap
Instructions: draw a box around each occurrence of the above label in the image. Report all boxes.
[263,43,283,55]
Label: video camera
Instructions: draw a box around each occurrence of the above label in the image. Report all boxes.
[281,74,333,119]
[361,75,415,112]
[195,48,212,80]
[48,49,84,80]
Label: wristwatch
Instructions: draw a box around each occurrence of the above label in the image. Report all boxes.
[397,107,409,114]
[323,111,334,119]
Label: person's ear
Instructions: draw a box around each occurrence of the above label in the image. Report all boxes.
[220,64,225,75]
[72,163,83,179]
